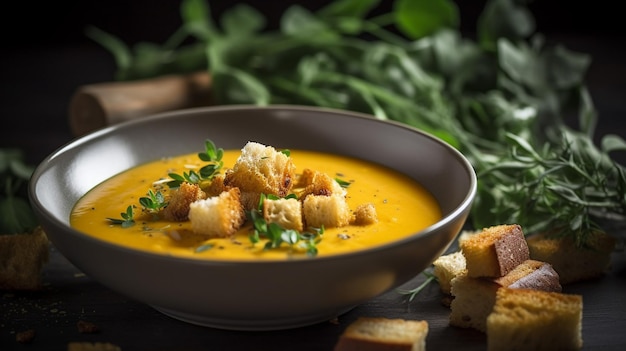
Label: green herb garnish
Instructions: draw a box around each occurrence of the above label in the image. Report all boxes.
[334,178,351,188]
[139,189,168,214]
[107,205,136,228]
[249,194,323,257]
[168,139,224,188]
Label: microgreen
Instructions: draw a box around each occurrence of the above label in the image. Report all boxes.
[249,194,323,257]
[334,178,351,188]
[195,243,215,253]
[107,205,136,228]
[168,139,224,188]
[139,189,168,214]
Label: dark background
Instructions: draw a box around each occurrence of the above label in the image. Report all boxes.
[1,0,625,165]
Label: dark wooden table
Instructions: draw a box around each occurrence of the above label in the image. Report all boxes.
[1,27,625,351]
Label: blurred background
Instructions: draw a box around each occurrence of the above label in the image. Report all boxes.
[1,0,624,164]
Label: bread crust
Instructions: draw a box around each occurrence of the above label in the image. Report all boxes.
[223,142,295,211]
[162,182,206,221]
[461,224,529,278]
[527,230,615,284]
[188,188,245,238]
[334,317,428,351]
[0,227,49,290]
[486,288,583,351]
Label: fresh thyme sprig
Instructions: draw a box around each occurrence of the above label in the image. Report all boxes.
[139,189,168,214]
[167,139,224,188]
[248,193,324,257]
[107,205,135,228]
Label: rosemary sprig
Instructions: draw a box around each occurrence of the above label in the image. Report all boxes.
[396,270,436,302]
[472,131,626,245]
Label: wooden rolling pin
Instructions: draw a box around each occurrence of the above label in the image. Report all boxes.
[69,71,212,136]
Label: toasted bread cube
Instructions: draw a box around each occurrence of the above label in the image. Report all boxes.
[334,317,428,351]
[432,251,467,295]
[223,142,295,211]
[527,230,615,284]
[263,197,304,232]
[297,169,346,199]
[0,226,49,290]
[303,194,351,228]
[203,174,229,197]
[494,259,561,292]
[450,275,500,332]
[352,203,378,225]
[461,224,529,278]
[486,288,583,351]
[450,259,563,333]
[188,188,245,238]
[162,182,206,222]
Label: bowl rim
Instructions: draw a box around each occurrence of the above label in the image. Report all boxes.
[30,104,477,266]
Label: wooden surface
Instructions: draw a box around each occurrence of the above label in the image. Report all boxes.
[1,34,626,350]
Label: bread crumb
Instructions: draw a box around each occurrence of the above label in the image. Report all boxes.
[16,329,35,344]
[77,319,100,333]
[352,203,378,225]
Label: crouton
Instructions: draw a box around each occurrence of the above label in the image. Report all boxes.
[203,174,229,197]
[432,251,467,295]
[263,197,304,232]
[188,188,245,238]
[450,260,562,333]
[352,203,378,225]
[461,224,529,278]
[334,317,429,351]
[223,142,296,211]
[297,169,347,199]
[303,194,352,228]
[527,230,616,284]
[0,226,49,290]
[162,182,206,221]
[486,288,583,351]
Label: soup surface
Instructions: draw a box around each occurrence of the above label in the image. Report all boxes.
[70,148,441,260]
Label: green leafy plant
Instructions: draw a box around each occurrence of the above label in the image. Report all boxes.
[0,149,38,234]
[88,0,626,246]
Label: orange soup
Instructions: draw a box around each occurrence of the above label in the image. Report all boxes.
[70,148,441,260]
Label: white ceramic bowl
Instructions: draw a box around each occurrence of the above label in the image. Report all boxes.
[29,105,476,330]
